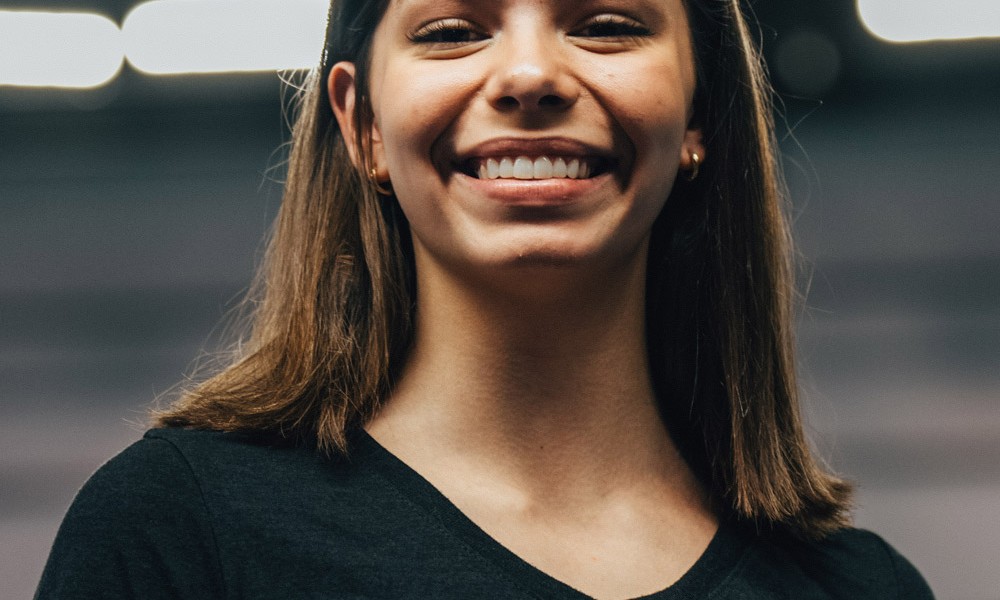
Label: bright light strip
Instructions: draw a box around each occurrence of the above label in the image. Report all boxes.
[0,11,123,88]
[858,0,1000,42]
[123,0,328,74]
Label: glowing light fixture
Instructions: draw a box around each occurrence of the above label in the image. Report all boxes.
[123,0,328,74]
[857,0,1000,42]
[0,11,123,88]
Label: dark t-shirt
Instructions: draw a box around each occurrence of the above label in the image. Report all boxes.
[36,428,934,599]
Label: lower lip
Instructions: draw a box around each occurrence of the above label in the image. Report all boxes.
[454,171,611,206]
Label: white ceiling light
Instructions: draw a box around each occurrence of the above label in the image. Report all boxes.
[123,0,328,75]
[0,11,123,88]
[857,0,1000,42]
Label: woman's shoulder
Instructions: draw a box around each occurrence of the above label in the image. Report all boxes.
[95,427,361,505]
[140,426,327,472]
[56,428,242,520]
[68,428,320,496]
[802,527,932,596]
[37,428,371,598]
[733,524,935,599]
[48,426,332,535]
[36,430,230,598]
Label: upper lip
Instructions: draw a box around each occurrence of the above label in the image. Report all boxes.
[453,137,615,162]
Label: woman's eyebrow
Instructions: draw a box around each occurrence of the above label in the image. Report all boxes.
[391,0,674,26]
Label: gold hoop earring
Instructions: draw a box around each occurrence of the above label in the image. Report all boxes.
[685,152,701,182]
[366,162,392,196]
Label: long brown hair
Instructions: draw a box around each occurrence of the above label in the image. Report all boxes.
[156,0,852,539]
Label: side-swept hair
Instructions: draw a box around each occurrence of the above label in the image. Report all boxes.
[156,0,853,539]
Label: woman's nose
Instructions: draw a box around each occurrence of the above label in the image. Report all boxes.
[485,29,580,113]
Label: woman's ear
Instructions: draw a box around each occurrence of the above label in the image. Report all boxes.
[680,128,705,171]
[328,61,388,183]
[328,61,362,168]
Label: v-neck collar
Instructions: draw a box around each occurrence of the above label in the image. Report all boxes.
[352,430,751,600]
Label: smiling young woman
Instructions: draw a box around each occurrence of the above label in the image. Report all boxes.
[37,1,934,599]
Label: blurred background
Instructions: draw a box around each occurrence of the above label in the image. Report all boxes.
[1,0,998,598]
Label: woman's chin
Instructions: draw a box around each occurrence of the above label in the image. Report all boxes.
[417,229,647,289]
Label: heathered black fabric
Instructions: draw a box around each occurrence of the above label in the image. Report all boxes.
[36,428,934,599]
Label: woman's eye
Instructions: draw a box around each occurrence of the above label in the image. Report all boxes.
[409,19,487,45]
[574,15,652,39]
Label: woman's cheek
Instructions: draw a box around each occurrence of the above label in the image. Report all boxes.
[377,62,480,141]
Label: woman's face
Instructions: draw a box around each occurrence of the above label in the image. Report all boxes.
[331,0,703,279]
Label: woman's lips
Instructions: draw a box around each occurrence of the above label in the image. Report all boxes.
[450,137,616,182]
[445,137,619,205]
[454,164,613,207]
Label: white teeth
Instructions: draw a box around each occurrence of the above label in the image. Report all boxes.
[566,158,580,179]
[533,156,553,178]
[477,155,594,180]
[499,157,514,178]
[552,157,567,178]
[513,156,534,179]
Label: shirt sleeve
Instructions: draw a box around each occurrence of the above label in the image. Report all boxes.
[35,436,225,600]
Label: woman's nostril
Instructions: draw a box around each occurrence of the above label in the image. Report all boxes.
[494,94,567,111]
[538,94,564,107]
[496,96,520,109]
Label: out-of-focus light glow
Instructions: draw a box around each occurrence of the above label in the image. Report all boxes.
[858,0,1000,42]
[0,11,123,88]
[123,0,328,74]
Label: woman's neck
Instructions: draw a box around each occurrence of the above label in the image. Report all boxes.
[366,253,718,600]
[366,252,690,503]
